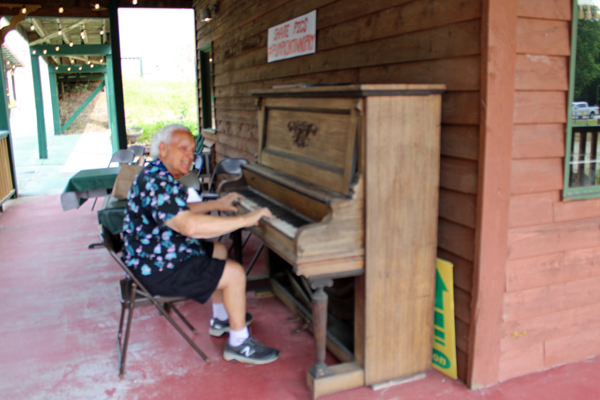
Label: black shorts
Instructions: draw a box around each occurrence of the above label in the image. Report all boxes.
[136,242,226,304]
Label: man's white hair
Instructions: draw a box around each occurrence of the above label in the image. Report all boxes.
[150,124,192,158]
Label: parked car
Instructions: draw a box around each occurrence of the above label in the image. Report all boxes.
[572,101,600,119]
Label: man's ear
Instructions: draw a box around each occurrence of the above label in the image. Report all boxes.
[158,141,167,158]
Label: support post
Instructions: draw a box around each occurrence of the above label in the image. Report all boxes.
[49,73,61,135]
[30,53,48,159]
[107,0,127,152]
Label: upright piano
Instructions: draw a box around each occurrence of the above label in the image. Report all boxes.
[220,84,444,398]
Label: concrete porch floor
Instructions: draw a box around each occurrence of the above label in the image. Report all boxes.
[2,120,600,399]
[0,194,599,400]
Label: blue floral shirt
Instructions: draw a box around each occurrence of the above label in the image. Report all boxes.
[121,159,206,276]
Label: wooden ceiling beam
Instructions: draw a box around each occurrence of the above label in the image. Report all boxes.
[29,18,91,45]
[31,18,60,64]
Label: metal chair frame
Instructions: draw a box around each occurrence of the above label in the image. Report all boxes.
[102,229,210,378]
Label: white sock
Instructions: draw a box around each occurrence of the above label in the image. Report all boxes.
[212,302,229,321]
[228,326,249,347]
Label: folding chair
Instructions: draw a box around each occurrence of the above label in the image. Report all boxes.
[91,149,136,211]
[127,145,146,164]
[101,228,210,378]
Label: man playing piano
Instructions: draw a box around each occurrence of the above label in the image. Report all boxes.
[121,124,280,365]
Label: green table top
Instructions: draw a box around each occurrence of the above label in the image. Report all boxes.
[64,167,121,193]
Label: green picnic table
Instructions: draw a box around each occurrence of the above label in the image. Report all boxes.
[60,167,120,211]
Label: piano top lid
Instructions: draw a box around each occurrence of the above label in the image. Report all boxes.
[251,83,446,98]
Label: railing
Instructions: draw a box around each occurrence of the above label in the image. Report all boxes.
[0,130,15,203]
[569,125,600,189]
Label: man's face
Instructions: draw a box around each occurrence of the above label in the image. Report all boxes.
[159,130,195,180]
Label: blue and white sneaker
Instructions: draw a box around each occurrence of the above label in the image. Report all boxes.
[223,337,280,365]
[209,312,253,337]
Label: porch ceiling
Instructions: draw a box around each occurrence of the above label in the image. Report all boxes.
[3,1,194,66]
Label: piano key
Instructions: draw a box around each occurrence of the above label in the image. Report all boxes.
[234,190,313,239]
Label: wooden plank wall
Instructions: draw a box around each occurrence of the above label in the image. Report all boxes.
[500,0,600,382]
[195,0,482,382]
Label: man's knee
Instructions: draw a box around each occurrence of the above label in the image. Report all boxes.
[218,260,246,290]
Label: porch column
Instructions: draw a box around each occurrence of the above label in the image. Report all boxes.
[49,73,61,135]
[107,0,127,151]
[29,52,48,159]
[469,0,518,388]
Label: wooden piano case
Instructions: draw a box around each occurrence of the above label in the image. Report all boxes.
[246,84,445,398]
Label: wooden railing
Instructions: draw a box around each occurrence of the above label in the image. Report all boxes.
[569,125,600,188]
[0,130,15,203]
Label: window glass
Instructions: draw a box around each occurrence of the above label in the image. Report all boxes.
[565,0,600,198]
[199,44,215,132]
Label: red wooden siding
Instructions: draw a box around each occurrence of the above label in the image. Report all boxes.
[501,0,600,382]
[195,0,482,382]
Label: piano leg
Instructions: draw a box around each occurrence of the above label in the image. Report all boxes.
[230,229,243,263]
[308,278,334,379]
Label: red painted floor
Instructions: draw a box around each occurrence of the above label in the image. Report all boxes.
[1,194,599,400]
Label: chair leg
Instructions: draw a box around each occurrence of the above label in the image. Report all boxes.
[153,302,210,362]
[169,303,198,334]
[119,282,137,378]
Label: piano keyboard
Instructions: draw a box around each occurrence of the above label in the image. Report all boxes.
[234,189,314,239]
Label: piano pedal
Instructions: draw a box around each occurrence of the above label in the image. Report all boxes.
[291,321,310,335]
[288,314,311,334]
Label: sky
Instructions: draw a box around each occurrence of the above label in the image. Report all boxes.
[118,8,196,79]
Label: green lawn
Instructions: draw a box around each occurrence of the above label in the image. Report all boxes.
[123,78,199,143]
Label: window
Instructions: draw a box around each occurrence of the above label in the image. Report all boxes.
[199,43,216,133]
[565,0,600,199]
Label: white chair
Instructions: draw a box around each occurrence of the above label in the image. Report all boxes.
[128,145,146,164]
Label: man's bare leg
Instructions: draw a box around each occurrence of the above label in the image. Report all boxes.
[211,242,246,330]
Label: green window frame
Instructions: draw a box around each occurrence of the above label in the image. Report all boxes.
[199,43,216,133]
[565,0,600,199]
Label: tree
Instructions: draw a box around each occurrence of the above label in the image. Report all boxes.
[575,19,600,104]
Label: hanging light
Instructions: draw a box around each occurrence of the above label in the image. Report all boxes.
[32,50,36,55]
[21,5,27,14]
[42,49,47,54]
[99,27,104,36]
[94,3,100,10]
[70,58,75,64]
[55,66,59,70]
[78,66,82,70]
[90,64,94,68]
[132,0,138,4]
[67,67,71,71]
[5,61,9,66]
[69,41,73,47]
[87,60,91,64]
[55,46,60,51]
[30,23,35,31]
[58,24,62,35]
[80,28,85,40]
[99,57,104,63]
[58,5,64,13]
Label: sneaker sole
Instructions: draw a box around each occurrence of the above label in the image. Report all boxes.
[209,316,253,337]
[223,350,280,365]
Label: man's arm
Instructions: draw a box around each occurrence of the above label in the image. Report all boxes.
[164,207,272,239]
[187,192,242,214]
